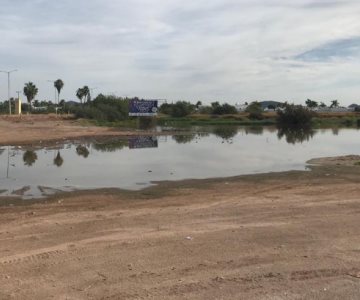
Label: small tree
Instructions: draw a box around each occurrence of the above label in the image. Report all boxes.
[305,99,318,108]
[330,100,339,108]
[277,104,315,128]
[23,82,38,112]
[212,103,237,115]
[246,102,263,120]
[170,101,195,117]
[159,103,173,115]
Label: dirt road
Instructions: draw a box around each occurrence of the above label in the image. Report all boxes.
[1,163,360,299]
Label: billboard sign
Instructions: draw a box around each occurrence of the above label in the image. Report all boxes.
[129,136,158,149]
[129,99,158,117]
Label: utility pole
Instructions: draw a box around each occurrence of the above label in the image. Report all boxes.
[0,69,18,115]
[16,91,21,100]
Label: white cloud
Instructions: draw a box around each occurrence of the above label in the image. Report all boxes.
[0,0,360,105]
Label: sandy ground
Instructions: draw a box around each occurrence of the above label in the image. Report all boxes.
[0,114,151,146]
[308,155,360,167]
[1,116,360,299]
[1,160,360,299]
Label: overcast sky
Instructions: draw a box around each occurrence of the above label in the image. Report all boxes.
[1,0,360,105]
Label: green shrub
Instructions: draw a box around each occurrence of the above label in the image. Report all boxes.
[159,103,173,115]
[70,94,129,122]
[211,103,237,115]
[341,118,354,127]
[246,102,263,120]
[158,101,195,118]
[197,105,213,114]
[277,104,315,128]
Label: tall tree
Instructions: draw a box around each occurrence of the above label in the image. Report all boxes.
[76,88,84,105]
[330,100,339,108]
[76,86,90,104]
[23,82,38,112]
[305,99,318,108]
[54,79,64,105]
[82,86,90,103]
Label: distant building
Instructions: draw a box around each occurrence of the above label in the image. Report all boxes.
[258,101,282,110]
[312,107,352,113]
[348,104,359,111]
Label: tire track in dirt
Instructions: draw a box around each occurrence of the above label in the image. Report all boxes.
[0,244,85,266]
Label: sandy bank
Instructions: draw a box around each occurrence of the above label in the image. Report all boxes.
[0,114,158,146]
[1,164,360,299]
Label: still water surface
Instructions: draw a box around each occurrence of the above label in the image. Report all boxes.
[0,126,359,199]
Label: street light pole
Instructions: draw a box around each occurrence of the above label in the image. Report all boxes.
[0,69,18,115]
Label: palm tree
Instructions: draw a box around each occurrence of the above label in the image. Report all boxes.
[76,86,91,105]
[76,88,84,105]
[54,79,64,105]
[23,82,38,112]
[330,100,339,108]
[82,86,90,103]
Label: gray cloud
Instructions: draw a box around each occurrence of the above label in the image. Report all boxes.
[1,0,360,104]
[295,37,360,62]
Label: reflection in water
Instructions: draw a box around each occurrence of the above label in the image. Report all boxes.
[212,126,238,140]
[196,132,211,138]
[1,127,360,199]
[53,151,64,167]
[23,150,38,166]
[172,134,196,144]
[244,126,264,135]
[129,136,158,149]
[76,145,89,158]
[277,127,316,144]
[332,128,339,136]
[93,140,128,152]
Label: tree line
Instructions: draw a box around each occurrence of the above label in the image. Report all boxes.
[18,80,94,111]
[22,80,64,111]
[305,99,340,108]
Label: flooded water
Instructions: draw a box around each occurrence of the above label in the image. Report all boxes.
[1,126,360,199]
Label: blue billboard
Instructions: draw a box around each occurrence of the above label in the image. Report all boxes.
[129,99,158,117]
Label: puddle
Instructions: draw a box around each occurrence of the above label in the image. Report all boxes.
[0,126,360,199]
